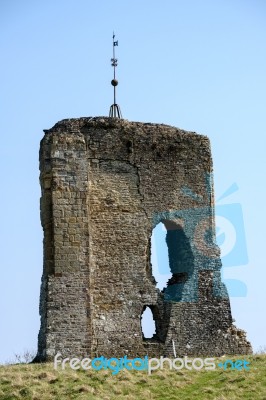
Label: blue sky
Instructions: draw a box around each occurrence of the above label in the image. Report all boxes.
[0,0,265,363]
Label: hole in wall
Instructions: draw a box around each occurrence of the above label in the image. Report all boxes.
[140,306,156,339]
[151,222,171,290]
[150,219,194,299]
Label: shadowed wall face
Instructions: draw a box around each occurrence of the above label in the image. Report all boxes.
[36,117,252,361]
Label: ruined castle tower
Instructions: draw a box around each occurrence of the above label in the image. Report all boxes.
[36,117,252,361]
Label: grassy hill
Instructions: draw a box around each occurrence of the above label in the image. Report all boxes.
[0,354,266,400]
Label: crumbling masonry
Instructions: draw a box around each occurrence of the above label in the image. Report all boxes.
[36,117,252,361]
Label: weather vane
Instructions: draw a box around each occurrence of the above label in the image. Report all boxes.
[109,32,122,118]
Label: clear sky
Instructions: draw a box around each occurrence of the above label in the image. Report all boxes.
[0,0,265,363]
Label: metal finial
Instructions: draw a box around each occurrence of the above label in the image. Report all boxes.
[109,32,122,118]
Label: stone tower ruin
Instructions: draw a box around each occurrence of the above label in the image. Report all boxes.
[36,117,252,361]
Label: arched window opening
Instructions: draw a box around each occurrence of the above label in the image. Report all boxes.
[150,219,195,301]
[151,222,171,290]
[140,306,156,339]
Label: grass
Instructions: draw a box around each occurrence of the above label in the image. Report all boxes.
[0,354,266,399]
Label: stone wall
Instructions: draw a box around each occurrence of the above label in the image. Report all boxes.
[36,117,252,361]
